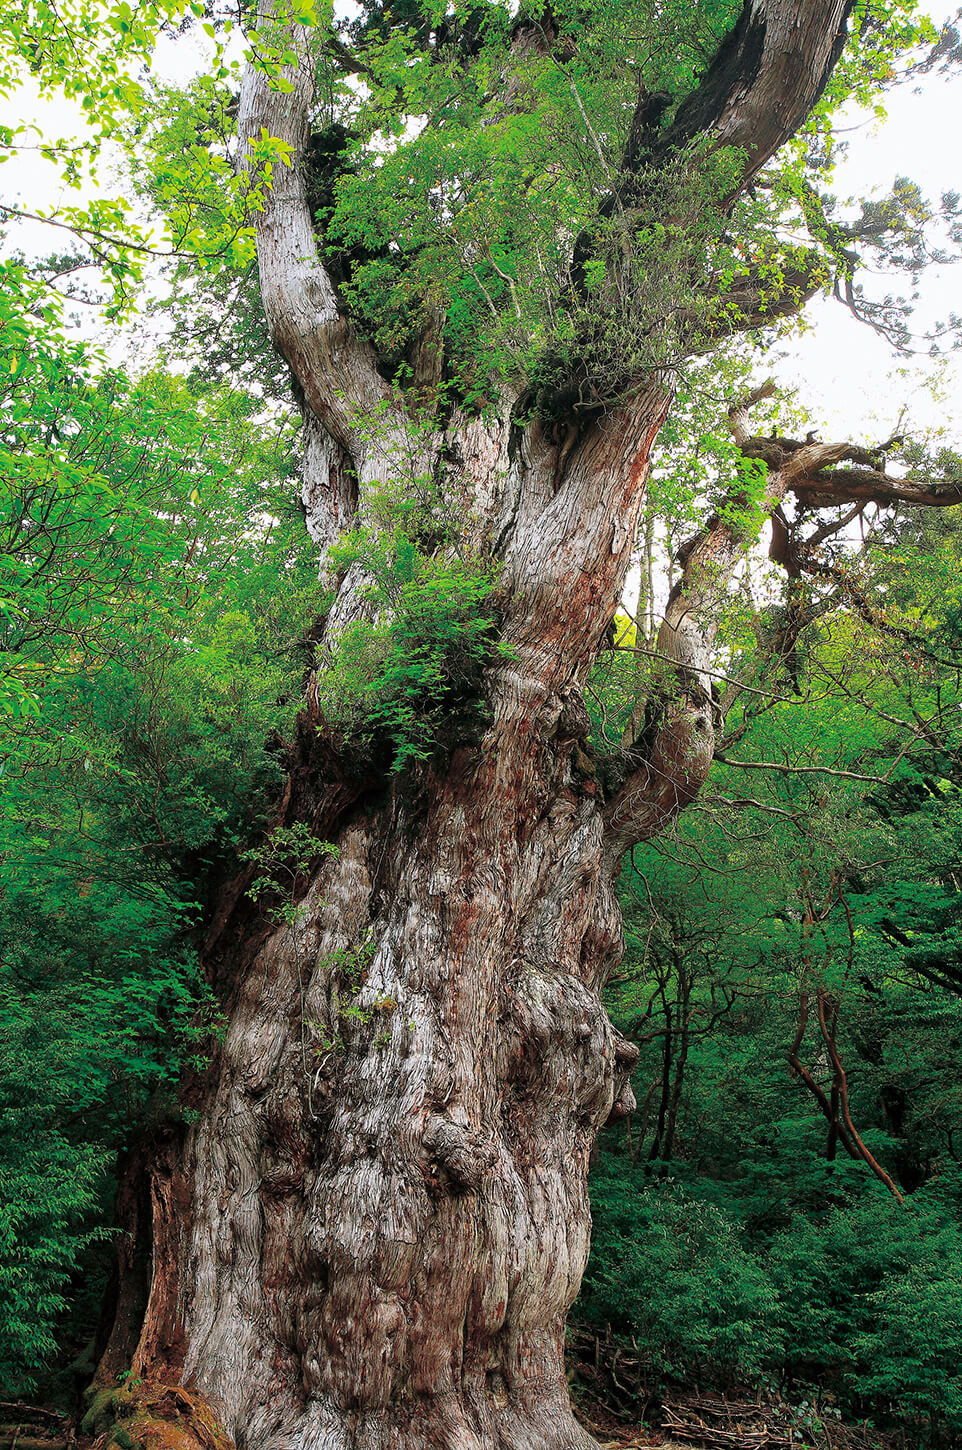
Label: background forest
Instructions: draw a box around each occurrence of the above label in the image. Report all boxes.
[576,500,962,1445]
[3,0,962,1447]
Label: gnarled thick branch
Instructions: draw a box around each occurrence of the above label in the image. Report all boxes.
[238,19,388,450]
[793,465,962,509]
[650,0,857,195]
[604,386,794,857]
[742,432,962,509]
[570,0,857,398]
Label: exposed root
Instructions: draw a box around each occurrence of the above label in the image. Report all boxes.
[82,1383,232,1450]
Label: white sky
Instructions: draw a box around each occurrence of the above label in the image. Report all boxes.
[774,56,962,442]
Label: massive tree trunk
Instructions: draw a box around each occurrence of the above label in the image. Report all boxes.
[104,388,669,1450]
[93,3,866,1446]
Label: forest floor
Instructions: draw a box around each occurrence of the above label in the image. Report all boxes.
[575,1382,897,1450]
[3,1389,894,1450]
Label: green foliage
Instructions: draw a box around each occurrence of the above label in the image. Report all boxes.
[766,1189,962,1407]
[0,295,323,1389]
[323,34,791,406]
[84,0,939,405]
[319,522,504,770]
[244,821,338,903]
[580,500,962,1444]
[0,1020,107,1389]
[583,1153,962,1437]
[290,0,936,406]
[852,1235,962,1440]
[581,1174,781,1384]
[0,0,306,317]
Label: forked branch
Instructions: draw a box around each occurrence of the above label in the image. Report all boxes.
[238,11,389,448]
[603,382,960,859]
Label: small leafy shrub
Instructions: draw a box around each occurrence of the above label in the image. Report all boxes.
[0,1113,105,1392]
[852,1256,962,1441]
[243,822,339,907]
[0,897,214,1391]
[319,525,504,770]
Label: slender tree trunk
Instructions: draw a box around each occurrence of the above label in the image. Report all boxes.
[662,967,693,1165]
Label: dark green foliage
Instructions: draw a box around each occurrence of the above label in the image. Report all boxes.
[582,869,962,1438]
[579,504,962,1445]
[582,1156,962,1438]
[0,275,325,1390]
[0,1004,108,1389]
[581,1174,781,1383]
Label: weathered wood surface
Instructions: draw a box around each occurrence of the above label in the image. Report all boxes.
[94,5,871,1449]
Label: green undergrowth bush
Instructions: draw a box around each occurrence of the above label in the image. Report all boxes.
[580,1171,781,1384]
[0,343,324,1392]
[580,1165,962,1441]
[771,1186,962,1442]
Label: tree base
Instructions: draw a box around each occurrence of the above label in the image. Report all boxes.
[82,1382,232,1450]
